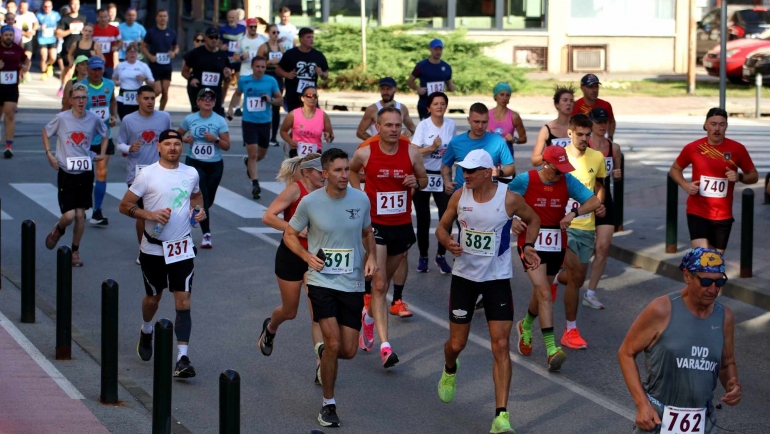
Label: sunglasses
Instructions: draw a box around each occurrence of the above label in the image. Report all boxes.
[71,96,88,100]
[463,167,485,174]
[194,39,204,43]
[303,93,318,99]
[199,95,215,101]
[248,26,257,29]
[271,31,279,34]
[690,272,728,288]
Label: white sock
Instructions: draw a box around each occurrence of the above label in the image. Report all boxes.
[566,321,577,331]
[323,397,336,406]
[177,344,188,361]
[364,311,375,325]
[380,342,391,351]
[141,321,153,334]
[586,289,596,297]
[552,273,559,285]
[235,105,240,110]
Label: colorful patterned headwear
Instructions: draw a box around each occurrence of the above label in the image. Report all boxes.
[679,248,725,274]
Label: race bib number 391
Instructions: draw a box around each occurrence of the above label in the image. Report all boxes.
[321,248,354,274]
[377,191,407,215]
[162,236,195,264]
[661,406,706,434]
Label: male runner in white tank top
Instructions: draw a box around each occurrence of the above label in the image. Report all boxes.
[356,76,416,141]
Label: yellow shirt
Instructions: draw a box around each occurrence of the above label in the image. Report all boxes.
[567,147,607,231]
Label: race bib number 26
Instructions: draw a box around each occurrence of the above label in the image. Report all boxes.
[660,406,706,434]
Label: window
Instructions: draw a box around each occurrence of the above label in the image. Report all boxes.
[569,0,675,36]
[328,0,380,27]
[456,0,495,29]
[219,0,245,23]
[404,0,448,28]
[504,0,546,29]
[273,0,322,27]
[406,0,545,30]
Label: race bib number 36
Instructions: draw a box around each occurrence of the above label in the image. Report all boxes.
[699,175,728,198]
[1,71,18,85]
[66,156,92,171]
[162,236,195,265]
[661,406,706,434]
[462,228,496,256]
[192,143,215,158]
[423,174,443,192]
[321,248,354,274]
[535,228,562,252]
[377,191,407,215]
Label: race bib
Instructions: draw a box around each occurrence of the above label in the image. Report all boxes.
[565,199,589,220]
[377,191,407,215]
[297,79,314,93]
[156,52,170,65]
[0,71,18,85]
[320,248,354,274]
[269,52,282,61]
[192,142,215,158]
[66,156,92,171]
[122,91,138,105]
[661,406,706,434]
[135,164,148,174]
[605,156,613,174]
[246,96,266,112]
[699,175,728,198]
[162,236,195,264]
[43,27,55,38]
[228,40,239,52]
[90,107,108,120]
[534,228,562,252]
[426,81,444,94]
[98,41,111,53]
[69,22,84,35]
[201,72,220,86]
[551,138,571,148]
[424,174,443,192]
[297,142,317,157]
[247,50,257,60]
[461,228,496,257]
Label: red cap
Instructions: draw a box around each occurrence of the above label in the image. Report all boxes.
[542,146,575,173]
[246,18,258,26]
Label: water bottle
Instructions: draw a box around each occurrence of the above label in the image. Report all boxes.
[154,208,172,235]
[190,205,201,228]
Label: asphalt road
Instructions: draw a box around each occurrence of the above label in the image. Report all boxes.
[1,110,769,433]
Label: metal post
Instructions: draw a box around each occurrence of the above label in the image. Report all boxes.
[756,73,763,118]
[100,279,119,403]
[687,0,697,94]
[360,0,366,72]
[56,246,72,360]
[614,153,624,232]
[666,175,678,254]
[764,172,770,204]
[740,189,754,278]
[219,369,241,434]
[21,220,36,323]
[719,0,727,109]
[152,318,174,434]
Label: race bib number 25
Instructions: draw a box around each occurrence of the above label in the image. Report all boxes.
[660,406,706,434]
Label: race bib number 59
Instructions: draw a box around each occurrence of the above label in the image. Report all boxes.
[1,71,18,85]
[162,236,195,264]
[661,406,706,434]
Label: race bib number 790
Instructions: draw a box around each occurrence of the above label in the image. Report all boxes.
[661,406,706,434]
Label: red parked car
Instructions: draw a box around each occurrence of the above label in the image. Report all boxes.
[703,35,770,83]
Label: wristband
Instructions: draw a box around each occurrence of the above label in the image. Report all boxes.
[522,243,535,250]
[572,209,580,217]
[738,173,744,182]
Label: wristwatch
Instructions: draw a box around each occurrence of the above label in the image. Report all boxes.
[215,138,220,145]
[738,173,744,182]
[572,209,580,218]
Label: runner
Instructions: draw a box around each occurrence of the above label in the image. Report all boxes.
[585,107,622,308]
[92,7,121,79]
[349,106,428,367]
[142,10,177,111]
[113,44,154,119]
[107,3,120,27]
[182,27,231,117]
[177,87,231,248]
[669,108,758,254]
[1,24,29,159]
[42,83,108,266]
[531,85,574,166]
[118,129,207,379]
[227,55,282,199]
[181,32,204,111]
[56,0,87,97]
[407,38,456,120]
[572,74,616,140]
[66,23,101,68]
[276,27,328,113]
[283,148,377,428]
[60,54,87,108]
[435,149,541,434]
[116,85,171,264]
[35,0,59,80]
[117,8,145,62]
[237,18,268,80]
[256,23,285,147]
[219,9,246,115]
[488,81,526,181]
[619,248,741,434]
[509,145,601,371]
[276,6,298,51]
[279,86,333,159]
[3,13,22,45]
[410,91,456,273]
[15,0,37,82]
[259,153,324,385]
[356,76,416,140]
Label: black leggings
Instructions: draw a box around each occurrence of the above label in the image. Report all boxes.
[184,157,224,235]
[412,187,450,257]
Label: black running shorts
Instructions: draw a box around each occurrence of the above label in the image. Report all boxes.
[57,170,94,213]
[275,239,307,282]
[307,285,364,331]
[517,246,566,277]
[687,213,734,251]
[449,275,513,324]
[372,222,416,256]
[90,139,116,155]
[242,121,271,148]
[139,252,195,296]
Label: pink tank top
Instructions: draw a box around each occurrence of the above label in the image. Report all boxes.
[291,108,325,148]
[487,109,515,138]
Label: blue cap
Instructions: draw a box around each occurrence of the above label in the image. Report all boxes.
[379,77,397,87]
[1,25,14,35]
[88,56,105,69]
[679,248,726,274]
[429,38,443,49]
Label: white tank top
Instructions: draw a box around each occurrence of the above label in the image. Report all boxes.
[453,182,513,282]
[367,101,402,137]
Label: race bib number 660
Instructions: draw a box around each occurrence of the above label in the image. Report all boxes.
[661,406,706,434]
[162,236,195,264]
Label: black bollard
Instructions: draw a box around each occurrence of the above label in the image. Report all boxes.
[56,246,73,360]
[152,318,174,434]
[21,220,36,323]
[219,369,241,434]
[100,279,119,403]
[1,197,3,290]
[665,175,678,253]
[764,172,770,205]
[614,153,624,232]
[740,189,754,278]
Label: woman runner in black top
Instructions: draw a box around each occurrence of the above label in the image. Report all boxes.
[532,85,574,167]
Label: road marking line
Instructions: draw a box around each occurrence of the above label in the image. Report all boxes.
[214,187,268,218]
[105,182,128,200]
[738,311,770,330]
[1,210,12,220]
[0,310,85,399]
[238,227,282,235]
[11,183,61,217]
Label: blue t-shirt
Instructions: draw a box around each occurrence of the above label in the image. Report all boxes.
[442,132,514,189]
[219,24,247,59]
[508,171,594,205]
[118,22,147,60]
[36,11,61,45]
[237,74,280,124]
[411,58,452,108]
[181,112,229,163]
[143,26,177,67]
[81,78,115,143]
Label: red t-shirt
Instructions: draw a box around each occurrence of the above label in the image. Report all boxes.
[363,137,414,226]
[92,24,121,68]
[0,43,27,85]
[572,97,614,121]
[675,137,755,220]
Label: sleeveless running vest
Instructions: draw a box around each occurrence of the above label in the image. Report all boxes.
[589,139,615,178]
[488,109,514,138]
[291,108,325,149]
[545,124,570,148]
[364,140,414,226]
[454,182,512,282]
[367,101,402,137]
[285,180,310,249]
[518,170,568,248]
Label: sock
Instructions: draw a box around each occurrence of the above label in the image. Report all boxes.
[174,309,192,342]
[141,321,153,334]
[364,312,375,325]
[252,179,260,187]
[444,362,457,374]
[586,289,596,297]
[392,284,404,303]
[266,321,276,335]
[5,140,12,147]
[380,342,391,351]
[522,309,537,332]
[71,244,79,252]
[496,407,507,417]
[364,279,372,294]
[542,327,557,356]
[177,344,188,361]
[566,320,577,331]
[235,105,240,110]
[323,397,336,407]
[93,180,107,211]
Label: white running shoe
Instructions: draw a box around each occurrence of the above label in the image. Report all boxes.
[582,293,605,310]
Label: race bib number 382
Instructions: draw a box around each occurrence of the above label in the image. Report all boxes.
[461,228,496,256]
[660,406,706,434]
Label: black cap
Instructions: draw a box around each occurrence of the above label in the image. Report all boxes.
[159,129,182,143]
[706,107,728,120]
[197,87,217,99]
[581,74,601,87]
[589,107,609,122]
[379,77,397,87]
[204,27,218,37]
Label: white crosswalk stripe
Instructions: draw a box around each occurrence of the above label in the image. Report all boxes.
[1,210,12,220]
[10,183,61,217]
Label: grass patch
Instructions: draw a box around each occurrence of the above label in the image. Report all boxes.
[517,79,770,98]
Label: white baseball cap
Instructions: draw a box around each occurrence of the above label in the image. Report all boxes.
[457,149,494,170]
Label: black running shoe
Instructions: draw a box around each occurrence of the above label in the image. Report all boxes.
[3,145,13,159]
[173,355,196,378]
[318,404,340,427]
[234,108,242,117]
[137,330,153,361]
[89,209,109,226]
[243,156,249,179]
[257,317,274,356]
[252,180,261,200]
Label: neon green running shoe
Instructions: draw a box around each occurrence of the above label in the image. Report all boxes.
[490,411,515,433]
[437,359,459,403]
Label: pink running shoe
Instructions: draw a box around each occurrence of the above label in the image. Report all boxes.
[359,311,374,351]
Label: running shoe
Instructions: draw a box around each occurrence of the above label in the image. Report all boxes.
[314,342,324,386]
[359,311,374,351]
[550,283,558,302]
[200,233,212,249]
[47,65,54,77]
[269,140,279,147]
[516,320,532,356]
[3,144,12,159]
[243,156,249,179]
[137,330,153,361]
[318,404,340,427]
[437,359,458,403]
[89,209,109,226]
[45,223,64,250]
[71,251,83,267]
[257,318,274,356]
[547,348,567,372]
[41,72,47,81]
[173,356,196,378]
[416,256,429,273]
[56,87,64,98]
[136,251,141,265]
[582,292,605,310]
[380,346,399,369]
[252,181,261,200]
[389,299,413,318]
[560,327,588,350]
[435,255,452,274]
[363,293,371,312]
[490,411,515,433]
[475,294,484,310]
[234,107,242,117]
